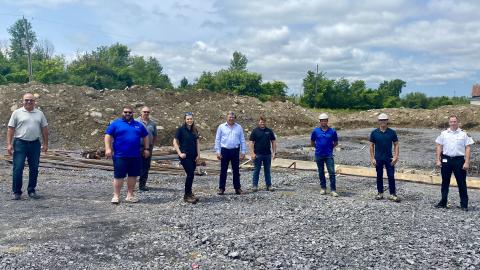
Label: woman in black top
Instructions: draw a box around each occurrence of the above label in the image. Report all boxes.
[173,112,200,204]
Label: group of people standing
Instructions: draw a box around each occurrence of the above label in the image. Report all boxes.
[6,93,475,211]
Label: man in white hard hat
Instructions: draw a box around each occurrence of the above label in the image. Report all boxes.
[369,113,400,202]
[311,113,339,197]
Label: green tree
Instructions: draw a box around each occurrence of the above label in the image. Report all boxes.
[229,51,248,72]
[8,18,37,62]
[179,77,190,89]
[195,71,217,91]
[378,79,406,98]
[402,92,428,109]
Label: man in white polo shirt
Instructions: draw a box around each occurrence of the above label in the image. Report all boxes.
[435,115,474,211]
[7,93,49,200]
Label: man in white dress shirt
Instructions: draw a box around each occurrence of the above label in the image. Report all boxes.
[435,115,474,211]
[214,111,246,195]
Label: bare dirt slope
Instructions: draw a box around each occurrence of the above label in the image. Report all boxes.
[1,83,479,150]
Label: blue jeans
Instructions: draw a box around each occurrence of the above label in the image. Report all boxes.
[315,156,336,191]
[12,139,41,195]
[375,159,396,195]
[252,154,272,187]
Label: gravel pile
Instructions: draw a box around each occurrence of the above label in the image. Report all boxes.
[1,159,479,269]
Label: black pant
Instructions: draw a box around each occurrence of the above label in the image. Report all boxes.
[181,158,196,195]
[139,155,152,188]
[440,155,468,208]
[219,148,241,190]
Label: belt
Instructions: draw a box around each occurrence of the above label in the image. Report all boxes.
[221,147,239,150]
[15,138,40,143]
[442,154,464,159]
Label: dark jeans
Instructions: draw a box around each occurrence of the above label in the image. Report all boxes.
[12,139,41,195]
[219,148,241,190]
[139,155,152,188]
[315,156,336,191]
[180,158,196,195]
[375,159,396,195]
[252,154,272,187]
[440,155,468,208]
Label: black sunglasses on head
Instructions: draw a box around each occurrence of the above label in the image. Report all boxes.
[185,112,193,116]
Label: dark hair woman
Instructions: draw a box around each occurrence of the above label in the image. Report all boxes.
[173,112,200,204]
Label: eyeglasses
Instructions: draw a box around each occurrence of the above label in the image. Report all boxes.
[185,112,193,116]
[142,111,150,114]
[24,99,35,103]
[123,111,133,114]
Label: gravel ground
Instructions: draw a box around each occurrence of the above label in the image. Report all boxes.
[1,158,480,270]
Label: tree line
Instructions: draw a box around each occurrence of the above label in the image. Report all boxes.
[0,18,468,109]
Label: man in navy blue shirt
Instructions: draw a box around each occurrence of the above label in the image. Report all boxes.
[310,113,339,197]
[369,113,400,202]
[105,106,149,204]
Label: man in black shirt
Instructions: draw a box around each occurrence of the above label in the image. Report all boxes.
[249,116,277,191]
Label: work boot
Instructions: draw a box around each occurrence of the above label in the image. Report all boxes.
[184,194,197,204]
[458,206,468,212]
[331,191,339,197]
[435,201,447,208]
[252,186,259,192]
[320,188,327,195]
[235,189,243,195]
[266,186,275,192]
[190,193,199,202]
[12,193,21,200]
[375,193,384,200]
[217,188,225,195]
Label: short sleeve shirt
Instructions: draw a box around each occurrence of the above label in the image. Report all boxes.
[435,128,474,157]
[310,127,338,157]
[8,108,48,141]
[175,125,199,159]
[105,118,148,158]
[136,117,157,148]
[369,128,398,160]
[249,127,276,155]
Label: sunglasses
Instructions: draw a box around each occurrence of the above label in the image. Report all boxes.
[185,112,193,116]
[123,111,133,114]
[24,99,35,103]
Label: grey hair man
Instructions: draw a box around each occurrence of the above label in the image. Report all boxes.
[136,106,157,191]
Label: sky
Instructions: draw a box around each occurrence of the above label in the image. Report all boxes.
[0,0,479,96]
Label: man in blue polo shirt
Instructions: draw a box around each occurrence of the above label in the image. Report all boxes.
[311,113,339,197]
[105,106,149,204]
[369,113,400,202]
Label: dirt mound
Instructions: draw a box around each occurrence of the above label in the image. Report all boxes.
[1,83,478,150]
[0,83,317,150]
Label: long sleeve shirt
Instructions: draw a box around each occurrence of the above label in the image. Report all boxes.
[214,122,247,154]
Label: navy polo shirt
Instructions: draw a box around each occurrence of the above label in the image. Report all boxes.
[369,128,398,160]
[310,127,338,157]
[105,118,148,158]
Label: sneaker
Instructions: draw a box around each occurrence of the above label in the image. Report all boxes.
[320,189,327,195]
[12,193,21,200]
[125,196,139,203]
[28,192,40,199]
[184,195,197,204]
[266,186,275,192]
[111,196,120,204]
[388,195,400,202]
[375,193,384,200]
[235,189,243,195]
[139,186,150,191]
[252,186,259,192]
[457,206,468,212]
[217,188,225,195]
[331,191,339,197]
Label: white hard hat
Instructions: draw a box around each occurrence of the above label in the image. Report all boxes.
[378,113,388,120]
[319,113,329,120]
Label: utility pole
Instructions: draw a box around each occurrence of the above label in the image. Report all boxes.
[23,16,33,82]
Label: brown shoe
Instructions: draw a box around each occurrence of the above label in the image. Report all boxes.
[184,195,197,204]
[217,188,225,195]
[190,193,200,202]
[235,189,243,195]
